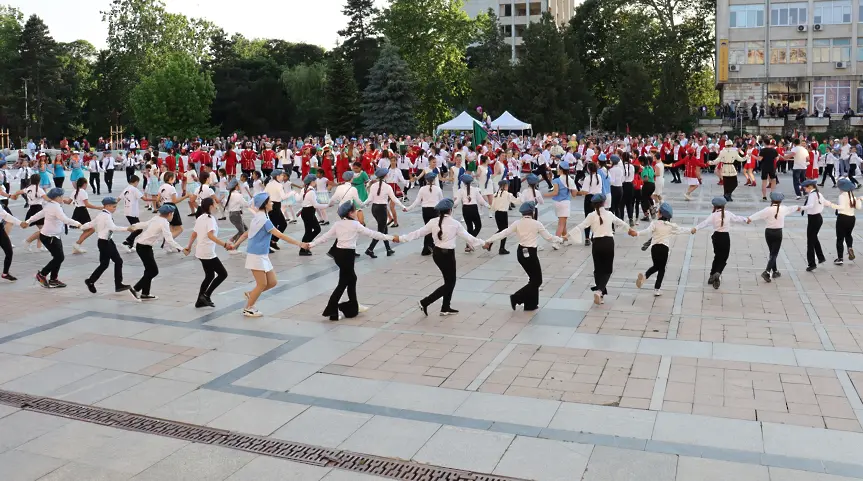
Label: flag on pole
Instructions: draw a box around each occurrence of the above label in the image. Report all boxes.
[473,121,487,146]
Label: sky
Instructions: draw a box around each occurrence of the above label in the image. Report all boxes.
[8,0,389,50]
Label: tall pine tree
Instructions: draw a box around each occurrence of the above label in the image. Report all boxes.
[362,43,416,135]
[336,0,380,92]
[16,15,64,140]
[324,55,360,136]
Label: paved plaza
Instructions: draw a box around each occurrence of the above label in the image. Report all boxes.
[2,172,863,480]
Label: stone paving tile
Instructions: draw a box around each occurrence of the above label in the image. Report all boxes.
[677,317,825,349]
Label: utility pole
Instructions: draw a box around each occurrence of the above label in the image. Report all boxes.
[23,78,28,140]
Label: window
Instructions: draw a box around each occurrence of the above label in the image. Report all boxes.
[812,80,851,112]
[771,3,808,26]
[770,40,807,63]
[729,41,765,64]
[812,38,850,61]
[858,38,863,60]
[730,5,765,28]
[500,4,512,17]
[500,25,513,36]
[515,3,527,16]
[813,0,851,24]
[529,2,541,15]
[768,82,809,110]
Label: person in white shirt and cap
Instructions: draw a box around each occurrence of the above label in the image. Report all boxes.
[747,192,801,282]
[691,197,750,289]
[128,204,185,300]
[364,167,405,258]
[299,174,327,257]
[0,202,26,281]
[400,198,484,316]
[633,202,687,296]
[823,178,863,265]
[309,201,395,320]
[184,197,234,308]
[800,180,827,271]
[23,188,82,288]
[573,193,634,305]
[80,196,137,297]
[404,171,443,256]
[453,174,489,252]
[487,178,523,255]
[483,201,561,310]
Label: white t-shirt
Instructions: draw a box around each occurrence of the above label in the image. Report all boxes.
[193,214,218,259]
[159,184,178,205]
[122,186,143,217]
[72,188,88,208]
[790,146,809,170]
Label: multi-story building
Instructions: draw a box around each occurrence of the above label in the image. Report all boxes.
[716,0,863,115]
[462,0,575,60]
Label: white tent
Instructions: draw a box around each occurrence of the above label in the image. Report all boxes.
[491,111,532,131]
[436,111,481,132]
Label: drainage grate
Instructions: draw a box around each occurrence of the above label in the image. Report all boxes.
[0,389,524,481]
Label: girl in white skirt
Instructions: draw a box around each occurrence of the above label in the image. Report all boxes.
[232,192,308,317]
[314,169,331,225]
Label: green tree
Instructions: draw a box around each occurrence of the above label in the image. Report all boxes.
[16,15,64,140]
[324,55,360,136]
[86,50,126,136]
[609,61,654,133]
[281,62,327,135]
[57,40,96,138]
[128,52,215,139]
[362,43,416,134]
[210,57,291,136]
[377,0,475,132]
[465,9,513,118]
[654,59,692,132]
[0,6,22,135]
[336,0,381,91]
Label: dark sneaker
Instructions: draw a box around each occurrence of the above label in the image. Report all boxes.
[115,284,131,293]
[195,296,209,308]
[140,294,158,300]
[49,279,67,288]
[365,249,377,259]
[85,279,97,293]
[772,271,781,278]
[712,276,721,290]
[806,265,817,272]
[1,273,16,282]
[849,248,856,261]
[440,308,459,316]
[834,258,844,265]
[761,271,772,283]
[35,272,49,288]
[499,249,510,255]
[386,249,395,257]
[418,300,428,316]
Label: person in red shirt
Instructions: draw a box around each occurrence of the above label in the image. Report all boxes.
[240,142,257,181]
[224,146,238,178]
[321,146,335,181]
[300,145,313,179]
[260,142,277,179]
[165,148,177,173]
[361,145,376,177]
[335,149,351,183]
[140,137,149,151]
[670,149,708,200]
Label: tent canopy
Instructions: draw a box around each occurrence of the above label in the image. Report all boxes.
[436,111,481,132]
[491,111,532,131]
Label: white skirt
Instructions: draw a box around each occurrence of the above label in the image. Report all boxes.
[554,200,571,218]
[686,177,700,186]
[654,177,664,196]
[245,253,273,272]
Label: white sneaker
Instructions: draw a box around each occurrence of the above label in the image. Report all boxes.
[551,243,560,251]
[243,307,263,317]
[358,304,369,313]
[125,245,135,253]
[72,244,86,254]
[636,273,645,288]
[39,246,48,252]
[229,249,242,256]
[684,193,692,201]
[164,246,177,254]
[654,289,662,296]
[27,242,37,253]
[593,292,602,305]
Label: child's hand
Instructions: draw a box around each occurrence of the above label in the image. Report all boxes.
[690,227,697,234]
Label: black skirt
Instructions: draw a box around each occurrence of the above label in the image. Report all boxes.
[165,202,183,226]
[71,206,91,224]
[26,204,44,227]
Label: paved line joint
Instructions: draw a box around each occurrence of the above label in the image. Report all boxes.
[836,370,863,429]
[649,356,672,411]
[672,220,697,316]
[467,342,518,391]
[0,389,527,481]
[780,249,835,351]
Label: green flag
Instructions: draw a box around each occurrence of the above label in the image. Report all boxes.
[473,120,487,147]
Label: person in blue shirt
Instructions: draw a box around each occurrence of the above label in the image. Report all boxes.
[231,192,307,318]
[543,161,586,248]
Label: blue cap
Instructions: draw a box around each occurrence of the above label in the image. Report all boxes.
[342,171,354,181]
[610,155,620,165]
[435,198,454,212]
[271,169,284,178]
[375,168,389,178]
[659,202,673,219]
[598,153,607,162]
[559,161,570,170]
[839,178,855,192]
[337,201,355,218]
[46,188,64,199]
[712,197,727,207]
[459,174,473,184]
[801,179,817,188]
[591,193,606,203]
[227,178,239,190]
[574,153,582,160]
[770,192,785,202]
[526,174,539,186]
[498,178,509,186]
[253,192,270,209]
[519,201,536,216]
[425,171,438,181]
[303,174,316,185]
[101,196,118,205]
[158,204,176,215]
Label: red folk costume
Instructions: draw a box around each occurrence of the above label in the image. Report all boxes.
[261,149,277,170]
[240,148,257,172]
[671,151,708,180]
[224,150,238,176]
[140,138,149,151]
[336,153,351,182]
[300,147,313,179]
[165,154,177,173]
[361,150,376,176]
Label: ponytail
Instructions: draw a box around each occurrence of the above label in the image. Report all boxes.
[720,206,725,227]
[495,185,505,197]
[466,183,471,202]
[75,179,82,202]
[774,202,780,219]
[531,184,537,200]
[437,212,445,241]
[377,177,384,195]
[595,204,604,224]
[851,191,857,209]
[565,173,570,190]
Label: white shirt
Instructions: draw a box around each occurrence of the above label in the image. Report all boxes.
[789,146,810,170]
[406,184,443,210]
[0,207,20,225]
[87,159,102,173]
[396,156,412,170]
[401,214,484,249]
[329,184,361,208]
[490,191,521,212]
[26,201,80,237]
[26,185,44,206]
[453,186,489,208]
[364,181,405,208]
[309,219,391,249]
[825,192,863,216]
[484,217,560,248]
[224,190,247,212]
[694,210,748,233]
[301,188,327,208]
[71,188,89,208]
[801,191,825,216]
[749,205,799,229]
[621,163,636,183]
[132,216,183,250]
[159,184,178,205]
[607,165,624,187]
[583,173,603,194]
[197,183,215,200]
[384,169,407,187]
[193,214,219,259]
[264,180,284,203]
[636,220,687,246]
[841,144,852,159]
[520,184,545,205]
[574,210,629,239]
[122,186,143,217]
[81,210,128,240]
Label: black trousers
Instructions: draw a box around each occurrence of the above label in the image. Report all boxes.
[508,177,522,197]
[641,182,655,215]
[88,239,123,288]
[610,186,623,219]
[104,169,114,193]
[850,164,859,186]
[807,214,825,267]
[0,226,12,274]
[536,164,553,189]
[622,182,635,220]
[421,207,436,253]
[134,244,158,295]
[821,165,836,186]
[39,235,64,280]
[126,167,136,183]
[583,195,594,239]
[463,204,481,238]
[89,172,101,194]
[513,245,541,309]
[723,175,738,199]
[125,216,141,245]
[198,257,227,298]
[765,228,782,273]
[53,177,64,188]
[492,211,508,252]
[300,206,320,249]
[836,213,856,259]
[324,247,359,320]
[645,244,669,289]
[711,232,730,276]
[269,201,287,246]
[669,166,681,182]
[590,237,614,295]
[423,247,456,310]
[368,204,391,251]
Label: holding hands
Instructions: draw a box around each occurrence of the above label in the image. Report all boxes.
[392,235,400,243]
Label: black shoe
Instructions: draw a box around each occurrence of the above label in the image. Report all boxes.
[421,249,432,256]
[499,249,510,255]
[204,295,215,307]
[386,249,395,257]
[418,300,428,316]
[641,241,651,252]
[440,308,459,316]
[140,294,158,300]
[707,273,716,285]
[806,265,817,272]
[510,295,517,311]
[835,258,844,265]
[85,279,97,293]
[354,253,360,258]
[772,271,781,278]
[819,258,826,264]
[1,273,17,282]
[761,271,772,283]
[640,216,650,222]
[186,213,196,217]
[849,248,856,261]
[299,250,312,257]
[585,238,591,247]
[195,296,209,308]
[391,223,399,228]
[271,244,281,251]
[49,279,67,288]
[365,249,377,259]
[712,276,720,290]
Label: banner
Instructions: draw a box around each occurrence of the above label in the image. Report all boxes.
[718,39,729,83]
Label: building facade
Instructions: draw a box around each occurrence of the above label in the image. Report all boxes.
[462,0,575,60]
[716,0,863,114]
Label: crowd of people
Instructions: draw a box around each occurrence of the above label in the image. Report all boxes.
[1,129,862,318]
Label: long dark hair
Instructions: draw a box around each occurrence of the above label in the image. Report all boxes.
[772,200,781,219]
[465,182,471,202]
[587,162,599,188]
[377,175,385,195]
[437,209,451,240]
[75,178,87,203]
[593,200,604,224]
[850,190,857,209]
[714,205,725,227]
